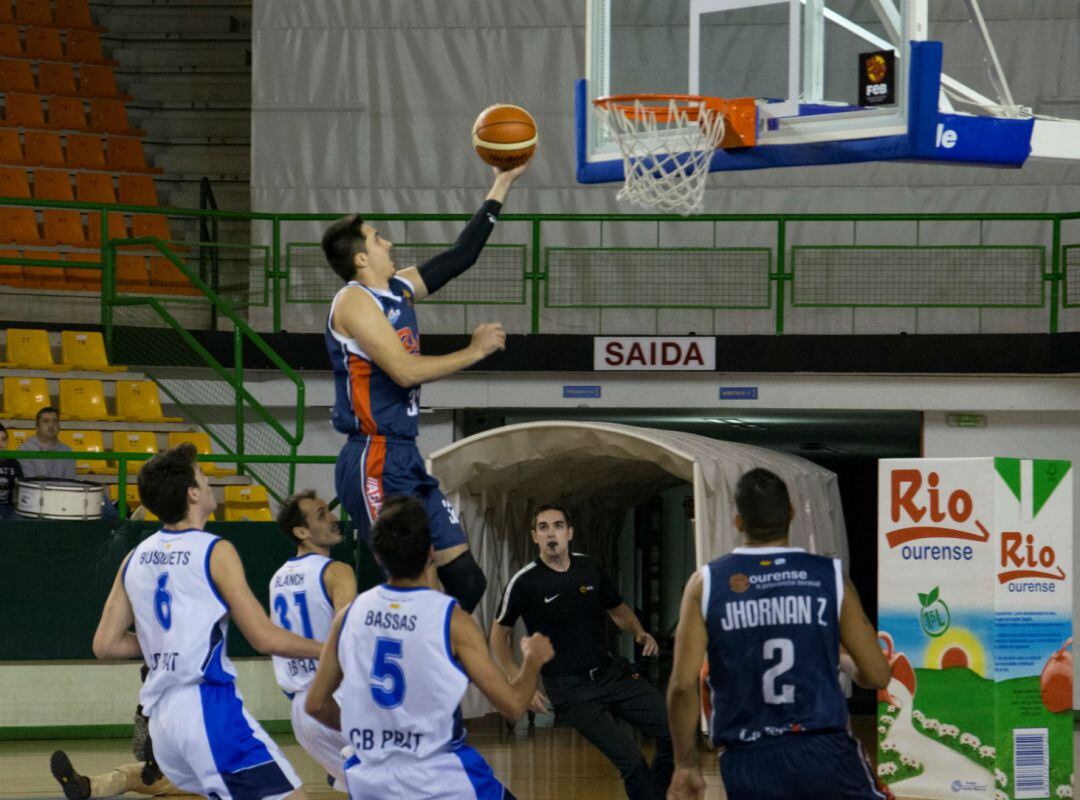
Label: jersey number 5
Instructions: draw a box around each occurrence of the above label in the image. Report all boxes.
[762,638,795,704]
[370,637,406,708]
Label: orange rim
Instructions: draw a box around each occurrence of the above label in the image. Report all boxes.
[593,93,728,123]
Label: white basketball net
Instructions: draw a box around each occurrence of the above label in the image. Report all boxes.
[595,98,725,216]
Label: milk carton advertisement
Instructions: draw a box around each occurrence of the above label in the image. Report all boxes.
[877,458,1072,800]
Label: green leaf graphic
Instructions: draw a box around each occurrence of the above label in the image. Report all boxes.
[928,587,939,605]
[918,592,929,607]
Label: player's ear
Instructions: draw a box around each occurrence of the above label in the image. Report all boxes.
[353,250,367,271]
[788,503,795,522]
[734,513,745,532]
[567,526,573,541]
[292,525,309,543]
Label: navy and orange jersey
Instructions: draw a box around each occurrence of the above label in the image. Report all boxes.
[326,277,421,440]
[703,547,848,748]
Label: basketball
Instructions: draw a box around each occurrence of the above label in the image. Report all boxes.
[472,104,537,169]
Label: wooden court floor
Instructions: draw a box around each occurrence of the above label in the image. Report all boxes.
[1,715,1076,799]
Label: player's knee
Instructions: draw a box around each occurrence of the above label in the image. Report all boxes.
[437,551,487,613]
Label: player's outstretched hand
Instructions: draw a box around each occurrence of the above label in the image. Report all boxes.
[470,322,506,358]
[520,632,555,665]
[493,159,532,182]
[667,767,706,800]
[636,631,659,657]
[528,690,550,715]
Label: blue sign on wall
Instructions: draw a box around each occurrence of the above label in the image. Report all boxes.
[719,387,758,400]
[563,385,602,399]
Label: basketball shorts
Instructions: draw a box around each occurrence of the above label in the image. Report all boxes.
[336,436,467,551]
[719,731,892,800]
[290,688,348,792]
[147,681,302,800]
[343,745,516,800]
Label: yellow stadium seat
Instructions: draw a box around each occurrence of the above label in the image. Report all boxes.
[223,484,273,521]
[108,483,142,513]
[2,376,50,419]
[115,380,181,423]
[6,328,69,371]
[112,430,158,473]
[58,429,113,474]
[7,427,30,448]
[166,431,236,477]
[59,378,119,421]
[60,330,126,373]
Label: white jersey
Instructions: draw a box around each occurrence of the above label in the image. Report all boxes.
[269,553,336,694]
[122,528,235,715]
[338,585,469,766]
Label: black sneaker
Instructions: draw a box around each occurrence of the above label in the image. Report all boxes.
[49,751,91,800]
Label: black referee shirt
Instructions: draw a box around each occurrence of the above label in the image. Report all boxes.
[495,553,624,678]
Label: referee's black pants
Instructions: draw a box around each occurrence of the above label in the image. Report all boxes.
[545,657,673,800]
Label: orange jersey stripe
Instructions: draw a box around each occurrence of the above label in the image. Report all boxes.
[347,356,377,435]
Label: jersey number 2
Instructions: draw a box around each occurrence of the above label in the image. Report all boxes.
[370,637,406,708]
[762,638,795,704]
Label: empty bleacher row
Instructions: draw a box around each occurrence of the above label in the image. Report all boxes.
[1,327,272,520]
[0,0,182,293]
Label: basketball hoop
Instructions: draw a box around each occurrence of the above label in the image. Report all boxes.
[593,94,727,216]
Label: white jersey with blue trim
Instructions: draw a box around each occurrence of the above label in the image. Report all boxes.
[269,553,336,694]
[338,585,469,766]
[122,528,234,715]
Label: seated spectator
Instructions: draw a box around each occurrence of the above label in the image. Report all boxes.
[18,407,76,481]
[0,422,21,517]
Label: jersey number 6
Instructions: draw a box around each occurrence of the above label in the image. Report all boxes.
[370,637,406,708]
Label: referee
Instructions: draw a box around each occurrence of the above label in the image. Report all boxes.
[490,504,673,800]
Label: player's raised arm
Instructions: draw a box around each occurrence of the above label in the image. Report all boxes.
[453,605,553,721]
[323,560,358,612]
[398,162,529,301]
[838,577,891,690]
[209,539,322,660]
[666,571,708,800]
[92,552,142,660]
[335,289,505,388]
[305,605,348,731]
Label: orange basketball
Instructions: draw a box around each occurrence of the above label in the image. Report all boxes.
[472,104,537,169]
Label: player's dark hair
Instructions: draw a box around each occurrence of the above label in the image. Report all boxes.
[277,489,316,545]
[138,443,199,525]
[321,214,367,282]
[35,405,59,423]
[531,503,571,530]
[735,468,792,542]
[371,495,431,579]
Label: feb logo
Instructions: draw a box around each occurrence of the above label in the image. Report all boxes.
[917,586,950,638]
[396,327,419,354]
[999,531,1065,583]
[729,573,749,593]
[886,469,990,547]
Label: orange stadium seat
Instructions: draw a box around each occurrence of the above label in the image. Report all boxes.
[40,62,77,96]
[15,0,53,26]
[0,166,30,197]
[61,329,124,372]
[75,171,114,203]
[223,485,273,521]
[65,132,106,168]
[66,30,110,63]
[2,375,50,418]
[0,24,22,57]
[58,429,112,474]
[23,131,64,166]
[149,256,198,295]
[42,208,86,246]
[22,249,64,287]
[6,327,61,369]
[59,378,118,421]
[0,129,24,163]
[79,65,127,99]
[132,214,171,241]
[166,431,236,477]
[56,0,96,29]
[63,250,100,290]
[0,207,43,243]
[85,209,126,242]
[89,99,135,134]
[47,96,87,130]
[117,174,157,206]
[25,27,63,60]
[0,61,34,93]
[33,169,73,200]
[116,380,181,422]
[0,247,24,287]
[112,430,158,471]
[3,93,46,128]
[107,137,157,172]
[115,253,149,292]
[0,2,10,22]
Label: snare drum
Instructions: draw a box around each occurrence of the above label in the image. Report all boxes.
[16,478,105,520]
